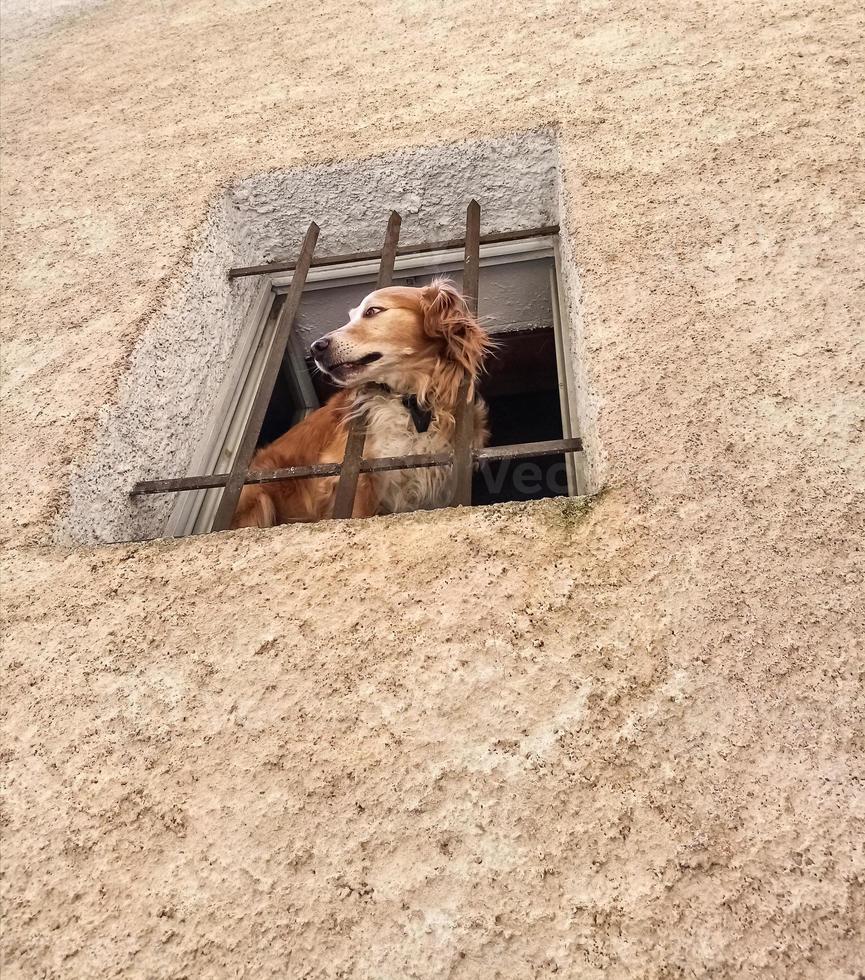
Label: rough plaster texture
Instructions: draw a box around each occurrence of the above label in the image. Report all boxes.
[1,0,863,978]
[59,131,567,544]
[0,0,104,43]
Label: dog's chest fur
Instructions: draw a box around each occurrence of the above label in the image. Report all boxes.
[357,390,484,514]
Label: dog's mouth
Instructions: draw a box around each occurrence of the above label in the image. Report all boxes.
[318,352,383,382]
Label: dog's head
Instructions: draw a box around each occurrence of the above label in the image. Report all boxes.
[310,278,491,408]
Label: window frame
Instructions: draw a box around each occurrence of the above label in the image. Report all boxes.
[165,236,582,537]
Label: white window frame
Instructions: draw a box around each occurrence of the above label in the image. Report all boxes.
[166,236,583,537]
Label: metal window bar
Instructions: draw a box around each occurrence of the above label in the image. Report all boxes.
[210,222,319,531]
[131,207,584,528]
[449,199,480,507]
[330,210,401,519]
[133,438,584,495]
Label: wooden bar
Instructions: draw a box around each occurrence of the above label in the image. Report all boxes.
[211,222,319,531]
[449,200,480,507]
[132,438,583,496]
[330,211,402,519]
[227,224,559,279]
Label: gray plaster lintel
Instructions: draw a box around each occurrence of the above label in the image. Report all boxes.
[59,130,598,545]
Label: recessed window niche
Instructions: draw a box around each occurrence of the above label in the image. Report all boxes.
[60,130,600,544]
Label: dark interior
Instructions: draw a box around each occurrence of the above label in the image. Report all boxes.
[474,329,567,504]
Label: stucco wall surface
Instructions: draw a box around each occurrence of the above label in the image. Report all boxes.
[1,1,863,978]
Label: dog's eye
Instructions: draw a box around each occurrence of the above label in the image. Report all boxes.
[363,306,384,318]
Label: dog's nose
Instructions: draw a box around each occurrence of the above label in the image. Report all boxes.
[310,336,331,356]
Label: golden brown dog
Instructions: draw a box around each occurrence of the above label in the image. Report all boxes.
[230,278,491,527]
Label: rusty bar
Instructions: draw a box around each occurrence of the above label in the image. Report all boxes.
[227,224,559,279]
[375,211,403,290]
[329,422,367,519]
[132,438,584,496]
[475,438,582,461]
[135,473,239,494]
[211,222,319,531]
[330,211,402,519]
[449,199,480,507]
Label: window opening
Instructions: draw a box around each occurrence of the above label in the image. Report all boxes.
[133,204,585,534]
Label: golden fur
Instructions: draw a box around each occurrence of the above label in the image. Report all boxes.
[230,279,491,528]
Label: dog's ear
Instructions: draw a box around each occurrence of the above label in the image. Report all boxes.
[420,278,490,384]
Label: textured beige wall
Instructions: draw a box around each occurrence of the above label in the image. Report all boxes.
[1,1,863,977]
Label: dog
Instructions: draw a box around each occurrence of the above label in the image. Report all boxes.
[229,278,491,527]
